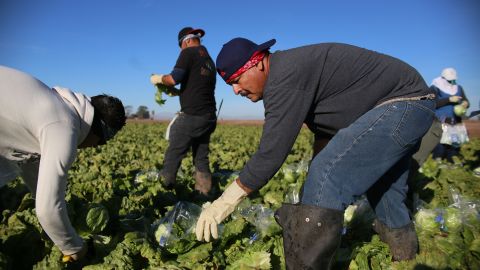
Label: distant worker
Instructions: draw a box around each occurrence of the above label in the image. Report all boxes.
[150,27,217,197]
[0,65,126,261]
[431,67,470,162]
[195,38,436,269]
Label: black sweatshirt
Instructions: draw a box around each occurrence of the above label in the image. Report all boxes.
[174,45,216,115]
[239,43,433,191]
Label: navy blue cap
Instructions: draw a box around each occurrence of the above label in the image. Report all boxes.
[216,37,276,83]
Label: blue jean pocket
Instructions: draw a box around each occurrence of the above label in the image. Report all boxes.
[391,101,435,148]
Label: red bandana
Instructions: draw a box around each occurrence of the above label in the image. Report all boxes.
[226,51,266,83]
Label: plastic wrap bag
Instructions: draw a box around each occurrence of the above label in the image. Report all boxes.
[151,201,201,254]
[280,159,309,204]
[414,207,443,233]
[280,160,309,184]
[134,169,160,185]
[342,196,375,235]
[447,187,480,233]
[414,187,479,234]
[440,123,469,147]
[233,201,281,240]
[284,183,301,204]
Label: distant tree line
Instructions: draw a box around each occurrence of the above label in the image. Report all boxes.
[125,105,155,119]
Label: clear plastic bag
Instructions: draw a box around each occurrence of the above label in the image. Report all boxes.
[446,187,480,230]
[414,207,443,233]
[234,201,281,239]
[280,159,309,203]
[342,196,375,234]
[284,183,301,204]
[280,159,309,184]
[134,169,160,185]
[414,187,480,234]
[440,123,469,147]
[151,201,201,254]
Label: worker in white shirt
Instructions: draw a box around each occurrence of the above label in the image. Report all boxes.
[0,65,126,261]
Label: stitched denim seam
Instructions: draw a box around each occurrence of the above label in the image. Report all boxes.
[392,100,435,147]
[407,100,436,114]
[381,195,393,226]
[392,103,410,147]
[321,103,394,207]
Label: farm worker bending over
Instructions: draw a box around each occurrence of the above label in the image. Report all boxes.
[150,26,217,197]
[195,38,436,269]
[0,65,126,261]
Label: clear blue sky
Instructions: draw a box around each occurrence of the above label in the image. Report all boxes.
[1,0,479,119]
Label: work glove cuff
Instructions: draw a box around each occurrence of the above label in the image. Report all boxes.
[150,74,164,85]
[213,180,248,221]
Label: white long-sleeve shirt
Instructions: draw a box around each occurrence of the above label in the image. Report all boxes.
[0,65,94,255]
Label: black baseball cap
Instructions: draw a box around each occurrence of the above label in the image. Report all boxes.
[216,37,276,83]
[178,27,205,47]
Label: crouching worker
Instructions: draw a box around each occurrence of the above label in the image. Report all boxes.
[195,38,436,269]
[0,65,126,261]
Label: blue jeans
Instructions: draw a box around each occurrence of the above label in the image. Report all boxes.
[301,99,435,228]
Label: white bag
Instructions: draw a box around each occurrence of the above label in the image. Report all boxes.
[165,113,180,141]
[440,123,469,147]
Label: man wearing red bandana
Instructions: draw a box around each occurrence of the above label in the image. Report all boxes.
[196,37,437,269]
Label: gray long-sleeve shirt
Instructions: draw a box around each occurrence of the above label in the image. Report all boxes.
[0,65,94,254]
[239,43,433,191]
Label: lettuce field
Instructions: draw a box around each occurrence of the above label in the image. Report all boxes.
[1,122,479,269]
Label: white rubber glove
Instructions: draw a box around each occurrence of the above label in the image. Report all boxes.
[150,74,164,85]
[195,180,247,242]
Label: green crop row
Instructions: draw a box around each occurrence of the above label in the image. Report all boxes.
[0,123,479,269]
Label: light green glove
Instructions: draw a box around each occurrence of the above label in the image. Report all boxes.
[195,180,247,242]
[150,74,164,85]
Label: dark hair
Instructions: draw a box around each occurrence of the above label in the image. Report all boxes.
[90,94,126,144]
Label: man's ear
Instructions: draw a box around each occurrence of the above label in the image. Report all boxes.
[258,58,266,71]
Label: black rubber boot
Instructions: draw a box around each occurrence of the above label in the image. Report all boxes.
[194,170,212,195]
[373,219,418,261]
[159,171,176,189]
[274,203,344,270]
